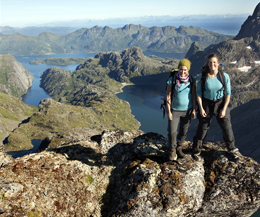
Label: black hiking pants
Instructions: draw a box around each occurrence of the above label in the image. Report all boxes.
[193,97,236,154]
[168,109,192,150]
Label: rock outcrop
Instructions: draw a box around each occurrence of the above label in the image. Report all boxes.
[185,41,201,59]
[0,130,259,216]
[235,3,260,40]
[0,54,34,97]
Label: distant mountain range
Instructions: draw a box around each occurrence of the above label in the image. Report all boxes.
[0,14,247,36]
[0,24,231,56]
[0,26,77,36]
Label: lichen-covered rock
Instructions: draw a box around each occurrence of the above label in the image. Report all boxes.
[0,131,259,217]
[0,139,114,217]
[99,130,143,154]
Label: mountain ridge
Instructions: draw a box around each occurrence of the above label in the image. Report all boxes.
[0,14,247,36]
[0,24,232,56]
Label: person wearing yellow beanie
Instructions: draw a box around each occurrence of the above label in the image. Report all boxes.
[178,58,191,71]
[166,58,196,160]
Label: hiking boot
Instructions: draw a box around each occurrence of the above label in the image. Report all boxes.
[229,148,241,162]
[168,149,177,161]
[176,146,186,158]
[193,152,200,161]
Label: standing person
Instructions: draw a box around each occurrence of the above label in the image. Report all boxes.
[192,53,240,161]
[166,59,196,160]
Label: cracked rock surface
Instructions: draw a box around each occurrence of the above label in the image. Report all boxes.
[0,130,259,217]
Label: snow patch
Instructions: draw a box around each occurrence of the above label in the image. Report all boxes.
[230,61,237,64]
[255,61,260,64]
[238,66,251,72]
[245,79,257,87]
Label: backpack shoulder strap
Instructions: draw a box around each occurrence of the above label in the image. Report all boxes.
[218,70,226,92]
[189,75,194,86]
[170,71,177,99]
[161,69,178,119]
[201,72,207,97]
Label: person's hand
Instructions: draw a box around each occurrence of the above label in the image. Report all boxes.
[219,108,226,118]
[200,108,207,117]
[168,112,173,121]
[191,109,196,119]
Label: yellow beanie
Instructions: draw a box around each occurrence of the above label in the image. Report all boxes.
[178,59,191,71]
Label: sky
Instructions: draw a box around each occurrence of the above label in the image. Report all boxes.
[0,0,259,27]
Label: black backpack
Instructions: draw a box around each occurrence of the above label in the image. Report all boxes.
[160,69,194,118]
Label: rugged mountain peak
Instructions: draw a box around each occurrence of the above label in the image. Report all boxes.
[235,3,260,40]
[121,46,145,61]
[185,41,201,59]
[122,24,144,31]
[253,2,260,17]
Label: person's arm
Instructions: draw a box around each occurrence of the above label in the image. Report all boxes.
[191,84,197,118]
[219,95,230,118]
[219,73,231,118]
[166,84,172,121]
[197,95,207,117]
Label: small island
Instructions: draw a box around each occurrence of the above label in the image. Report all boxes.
[29,57,92,65]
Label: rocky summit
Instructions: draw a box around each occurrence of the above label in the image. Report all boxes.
[0,130,259,216]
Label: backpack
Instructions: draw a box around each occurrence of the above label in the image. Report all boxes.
[201,62,226,98]
[160,69,194,118]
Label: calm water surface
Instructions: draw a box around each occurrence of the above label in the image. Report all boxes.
[17,51,96,106]
[117,85,168,136]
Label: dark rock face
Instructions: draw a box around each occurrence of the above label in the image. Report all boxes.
[235,3,260,40]
[1,130,259,216]
[185,41,201,59]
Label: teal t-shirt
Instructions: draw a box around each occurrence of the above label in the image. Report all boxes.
[196,72,231,100]
[167,76,193,111]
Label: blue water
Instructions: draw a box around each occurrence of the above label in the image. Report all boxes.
[16,51,96,106]
[117,85,168,136]
[7,139,42,158]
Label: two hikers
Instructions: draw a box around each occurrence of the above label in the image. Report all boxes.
[166,54,240,161]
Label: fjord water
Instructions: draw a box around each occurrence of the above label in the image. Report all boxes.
[19,51,184,135]
[117,85,168,136]
[19,51,187,136]
[17,52,96,106]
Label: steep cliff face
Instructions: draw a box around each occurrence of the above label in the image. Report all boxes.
[235,3,260,40]
[0,130,259,216]
[0,54,33,97]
